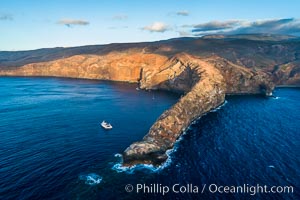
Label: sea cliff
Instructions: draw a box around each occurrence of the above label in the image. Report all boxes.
[5,35,299,165]
[0,51,274,166]
[122,53,274,165]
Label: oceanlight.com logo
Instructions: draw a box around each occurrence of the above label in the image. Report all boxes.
[208,184,294,196]
[124,183,294,196]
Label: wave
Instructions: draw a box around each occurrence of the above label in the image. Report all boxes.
[209,100,228,113]
[114,153,122,158]
[111,100,227,173]
[79,173,102,186]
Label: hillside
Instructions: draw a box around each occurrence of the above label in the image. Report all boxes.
[1,34,299,85]
[0,34,297,165]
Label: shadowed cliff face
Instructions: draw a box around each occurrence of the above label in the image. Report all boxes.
[205,57,275,95]
[0,51,275,166]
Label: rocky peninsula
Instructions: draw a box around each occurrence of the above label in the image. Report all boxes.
[122,53,274,165]
[1,34,299,166]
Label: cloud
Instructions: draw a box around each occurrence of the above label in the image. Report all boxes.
[181,24,194,28]
[176,11,189,16]
[192,20,241,32]
[142,22,171,33]
[229,18,300,35]
[0,14,13,21]
[112,15,128,20]
[57,19,89,27]
[191,18,300,36]
[178,31,192,37]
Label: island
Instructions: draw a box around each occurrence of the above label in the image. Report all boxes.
[0,34,299,166]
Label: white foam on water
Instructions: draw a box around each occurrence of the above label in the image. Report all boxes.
[210,100,228,112]
[114,153,122,158]
[111,100,227,173]
[79,173,103,186]
[112,147,177,174]
[112,163,157,174]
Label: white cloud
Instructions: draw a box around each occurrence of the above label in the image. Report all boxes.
[178,31,192,37]
[142,22,170,33]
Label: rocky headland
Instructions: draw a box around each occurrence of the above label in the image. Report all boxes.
[122,53,274,165]
[1,34,298,166]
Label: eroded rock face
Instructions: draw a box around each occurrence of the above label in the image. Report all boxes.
[205,56,275,96]
[273,61,300,85]
[123,54,226,165]
[0,53,168,83]
[0,52,275,166]
[122,53,275,166]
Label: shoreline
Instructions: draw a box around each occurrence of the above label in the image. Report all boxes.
[275,85,300,88]
[0,53,276,166]
[113,99,228,172]
[122,53,274,166]
[0,75,140,84]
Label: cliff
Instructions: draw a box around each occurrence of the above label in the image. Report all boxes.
[1,34,299,86]
[123,53,227,165]
[0,51,274,166]
[2,34,295,166]
[122,53,274,165]
[0,53,168,83]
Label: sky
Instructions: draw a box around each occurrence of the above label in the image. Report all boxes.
[1,0,300,51]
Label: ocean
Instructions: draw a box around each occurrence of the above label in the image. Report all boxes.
[0,77,299,200]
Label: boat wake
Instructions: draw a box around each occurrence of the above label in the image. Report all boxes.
[111,100,227,173]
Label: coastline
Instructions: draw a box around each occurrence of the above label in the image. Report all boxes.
[275,85,300,88]
[0,53,276,166]
[121,53,274,166]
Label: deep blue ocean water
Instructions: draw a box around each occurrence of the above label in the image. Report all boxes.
[0,77,299,200]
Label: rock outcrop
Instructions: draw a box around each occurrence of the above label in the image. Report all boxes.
[122,53,274,166]
[205,56,275,96]
[0,51,275,166]
[123,53,226,165]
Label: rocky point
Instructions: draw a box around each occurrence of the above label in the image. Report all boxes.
[0,51,274,166]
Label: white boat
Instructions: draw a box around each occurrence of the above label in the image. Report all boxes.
[101,121,113,129]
